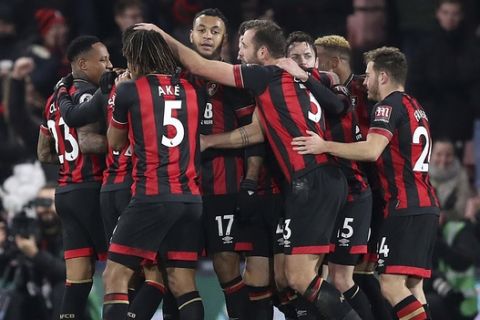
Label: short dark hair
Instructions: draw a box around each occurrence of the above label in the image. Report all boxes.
[285,31,316,57]
[193,8,228,30]
[363,46,408,86]
[66,35,101,62]
[436,0,463,9]
[122,26,178,76]
[114,0,143,16]
[242,19,285,59]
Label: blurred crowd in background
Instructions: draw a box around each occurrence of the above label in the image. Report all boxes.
[1,0,480,319]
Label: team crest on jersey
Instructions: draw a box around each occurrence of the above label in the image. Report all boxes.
[79,93,93,103]
[207,82,218,96]
[374,105,392,123]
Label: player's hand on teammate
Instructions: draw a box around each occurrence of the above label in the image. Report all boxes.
[236,179,258,224]
[134,23,163,34]
[199,134,210,152]
[291,130,326,155]
[11,57,35,80]
[54,73,74,95]
[276,57,309,82]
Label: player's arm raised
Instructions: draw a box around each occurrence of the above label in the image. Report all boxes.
[107,81,131,151]
[292,131,389,162]
[134,23,237,87]
[201,108,264,151]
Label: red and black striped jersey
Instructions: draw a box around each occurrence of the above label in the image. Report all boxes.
[233,64,334,182]
[102,85,133,191]
[41,79,105,192]
[198,79,254,195]
[368,91,439,217]
[111,74,203,202]
[324,105,369,201]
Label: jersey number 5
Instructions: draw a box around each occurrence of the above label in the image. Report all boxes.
[162,100,185,147]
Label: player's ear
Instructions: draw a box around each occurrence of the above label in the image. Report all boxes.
[379,71,388,85]
[77,57,87,72]
[189,29,193,44]
[331,56,340,69]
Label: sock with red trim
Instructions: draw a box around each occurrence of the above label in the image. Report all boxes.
[176,291,204,320]
[127,280,165,319]
[353,273,393,319]
[103,292,129,320]
[393,295,427,320]
[60,279,93,320]
[304,275,360,320]
[162,289,179,320]
[220,275,249,319]
[343,284,374,320]
[247,285,274,319]
[277,288,299,319]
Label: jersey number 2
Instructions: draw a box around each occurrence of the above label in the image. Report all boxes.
[412,126,431,172]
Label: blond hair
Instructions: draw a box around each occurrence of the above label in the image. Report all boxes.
[314,35,351,59]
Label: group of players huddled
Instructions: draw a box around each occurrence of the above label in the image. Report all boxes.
[37,7,440,320]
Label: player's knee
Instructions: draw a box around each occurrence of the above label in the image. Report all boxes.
[244,257,270,286]
[284,267,310,293]
[331,272,353,293]
[379,275,399,303]
[66,257,94,280]
[167,268,196,297]
[102,261,131,291]
[213,252,240,282]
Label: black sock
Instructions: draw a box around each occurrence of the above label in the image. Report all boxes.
[392,295,426,320]
[353,273,393,319]
[247,285,274,319]
[304,276,360,320]
[423,304,431,320]
[127,280,165,319]
[60,279,93,320]
[220,276,249,319]
[277,289,298,319]
[162,290,179,320]
[103,292,129,320]
[344,284,374,320]
[176,291,204,320]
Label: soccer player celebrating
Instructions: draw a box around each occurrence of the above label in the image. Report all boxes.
[136,20,360,320]
[102,27,205,320]
[37,35,110,320]
[315,34,392,320]
[290,47,439,320]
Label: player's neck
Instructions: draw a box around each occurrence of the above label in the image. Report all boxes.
[336,67,351,85]
[380,83,405,100]
[262,57,278,66]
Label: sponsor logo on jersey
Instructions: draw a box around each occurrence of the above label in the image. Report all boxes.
[374,105,392,123]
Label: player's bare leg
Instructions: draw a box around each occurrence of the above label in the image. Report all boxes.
[102,259,135,319]
[244,256,274,319]
[167,267,204,320]
[380,274,428,320]
[60,257,95,320]
[213,251,249,319]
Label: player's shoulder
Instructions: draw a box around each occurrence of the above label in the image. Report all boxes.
[382,91,405,108]
[72,79,97,103]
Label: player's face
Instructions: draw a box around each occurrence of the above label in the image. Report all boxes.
[287,41,316,70]
[431,141,455,170]
[364,61,380,101]
[315,46,335,72]
[84,42,112,85]
[190,15,225,59]
[436,3,463,31]
[239,29,262,65]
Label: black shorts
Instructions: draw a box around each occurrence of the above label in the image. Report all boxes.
[329,191,372,266]
[283,166,347,255]
[244,193,284,257]
[100,188,131,242]
[376,214,438,278]
[55,188,107,260]
[108,198,203,270]
[363,190,386,263]
[203,194,252,255]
